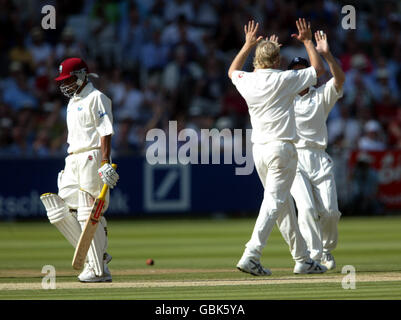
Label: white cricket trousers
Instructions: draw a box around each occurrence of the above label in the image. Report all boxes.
[243,141,309,263]
[58,149,109,210]
[290,147,341,261]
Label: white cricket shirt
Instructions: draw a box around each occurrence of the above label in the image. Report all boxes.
[231,67,317,144]
[66,82,114,154]
[293,78,343,149]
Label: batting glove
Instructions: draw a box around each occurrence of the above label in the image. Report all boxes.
[98,163,119,189]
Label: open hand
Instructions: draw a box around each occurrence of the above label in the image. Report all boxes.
[244,20,263,48]
[315,30,330,55]
[267,34,282,47]
[291,18,312,42]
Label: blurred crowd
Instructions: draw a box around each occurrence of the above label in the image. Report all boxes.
[1,0,401,164]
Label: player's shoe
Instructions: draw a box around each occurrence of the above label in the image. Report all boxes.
[236,257,272,276]
[78,263,112,283]
[293,258,327,274]
[321,252,336,270]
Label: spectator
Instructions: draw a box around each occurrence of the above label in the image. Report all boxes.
[214,11,243,54]
[88,1,120,67]
[0,102,14,130]
[116,78,144,122]
[343,69,375,111]
[7,126,34,157]
[55,27,83,61]
[147,0,166,28]
[161,45,202,116]
[161,15,202,53]
[343,54,375,109]
[8,33,34,72]
[119,4,146,69]
[392,44,401,93]
[40,100,67,154]
[107,69,127,110]
[328,104,362,149]
[113,118,141,156]
[358,120,387,151]
[0,102,13,156]
[349,152,382,214]
[91,0,121,23]
[374,88,398,128]
[194,57,225,101]
[373,67,399,102]
[27,27,53,74]
[163,0,194,23]
[387,108,401,149]
[140,75,168,149]
[192,1,219,28]
[191,57,225,117]
[340,33,372,73]
[140,29,170,76]
[32,128,50,157]
[2,62,38,111]
[221,85,249,127]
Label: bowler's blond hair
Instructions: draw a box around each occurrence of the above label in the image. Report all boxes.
[253,40,280,69]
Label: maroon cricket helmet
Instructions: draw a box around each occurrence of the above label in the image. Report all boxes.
[54,57,99,82]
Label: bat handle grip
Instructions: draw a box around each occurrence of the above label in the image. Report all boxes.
[99,163,117,199]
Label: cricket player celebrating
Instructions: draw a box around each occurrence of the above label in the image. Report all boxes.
[40,58,119,282]
[285,30,345,270]
[229,19,327,275]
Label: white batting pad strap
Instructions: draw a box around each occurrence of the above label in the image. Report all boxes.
[41,193,70,224]
[79,220,107,276]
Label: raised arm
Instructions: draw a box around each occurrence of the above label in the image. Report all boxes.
[315,30,346,91]
[291,18,325,77]
[228,20,263,79]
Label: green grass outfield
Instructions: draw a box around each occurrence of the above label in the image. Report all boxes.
[0,216,400,299]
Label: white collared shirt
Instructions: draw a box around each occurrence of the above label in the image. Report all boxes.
[231,66,317,144]
[294,78,343,149]
[66,82,114,154]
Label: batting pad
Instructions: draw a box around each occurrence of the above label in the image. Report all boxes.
[77,190,107,276]
[40,193,82,248]
[99,216,108,254]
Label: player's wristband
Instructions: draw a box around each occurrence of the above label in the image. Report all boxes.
[101,159,110,167]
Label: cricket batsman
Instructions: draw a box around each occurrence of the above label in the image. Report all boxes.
[40,57,119,282]
[284,30,345,270]
[228,19,327,275]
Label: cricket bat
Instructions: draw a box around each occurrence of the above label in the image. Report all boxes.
[72,164,116,270]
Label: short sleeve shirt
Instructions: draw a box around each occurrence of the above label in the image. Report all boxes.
[293,78,343,149]
[66,82,114,153]
[231,66,317,144]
